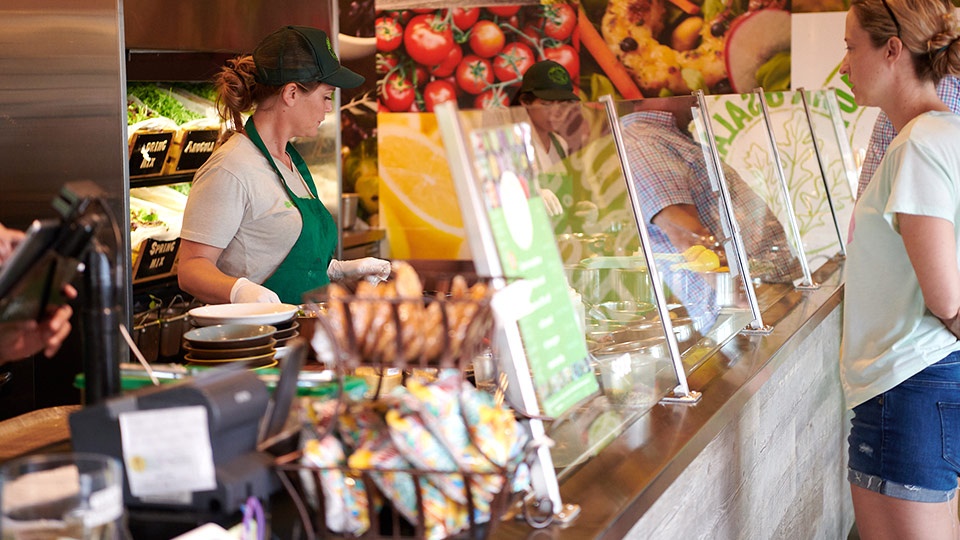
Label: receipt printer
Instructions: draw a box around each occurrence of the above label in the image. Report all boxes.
[69,368,278,513]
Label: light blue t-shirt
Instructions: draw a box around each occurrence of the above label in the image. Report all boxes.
[842,111,960,409]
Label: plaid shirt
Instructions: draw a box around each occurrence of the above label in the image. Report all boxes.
[620,111,801,284]
[857,76,960,197]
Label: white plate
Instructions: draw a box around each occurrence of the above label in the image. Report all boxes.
[275,331,300,347]
[183,324,277,349]
[184,350,275,364]
[189,303,299,326]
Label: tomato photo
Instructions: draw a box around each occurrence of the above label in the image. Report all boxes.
[543,43,580,81]
[375,16,403,53]
[436,74,458,89]
[535,4,577,41]
[376,52,400,76]
[422,80,458,112]
[493,42,536,86]
[403,14,455,67]
[381,72,415,112]
[468,20,506,59]
[412,64,431,87]
[430,44,463,78]
[503,14,521,31]
[456,55,494,95]
[474,88,511,109]
[487,5,521,18]
[387,9,414,25]
[374,3,581,111]
[449,7,480,32]
[521,21,543,44]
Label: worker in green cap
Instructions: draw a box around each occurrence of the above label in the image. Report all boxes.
[179,26,391,306]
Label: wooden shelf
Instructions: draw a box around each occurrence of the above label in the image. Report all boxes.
[130,172,194,188]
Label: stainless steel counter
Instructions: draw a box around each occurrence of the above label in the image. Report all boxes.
[495,257,846,538]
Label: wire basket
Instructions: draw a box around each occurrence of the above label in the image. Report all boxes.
[283,264,541,538]
[275,457,521,540]
[272,369,538,540]
[302,270,494,371]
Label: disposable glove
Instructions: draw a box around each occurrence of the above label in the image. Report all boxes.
[230,277,280,304]
[539,188,563,216]
[327,257,392,283]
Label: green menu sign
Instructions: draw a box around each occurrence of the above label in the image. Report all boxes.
[468,124,598,417]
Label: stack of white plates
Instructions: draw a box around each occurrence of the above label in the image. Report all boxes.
[182,323,278,369]
[184,303,299,369]
[185,303,299,369]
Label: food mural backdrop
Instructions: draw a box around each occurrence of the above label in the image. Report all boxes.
[343,0,863,259]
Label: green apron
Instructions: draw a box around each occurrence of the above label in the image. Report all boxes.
[540,132,577,233]
[245,118,337,304]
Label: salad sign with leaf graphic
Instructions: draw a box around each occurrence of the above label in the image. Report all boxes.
[704,91,854,267]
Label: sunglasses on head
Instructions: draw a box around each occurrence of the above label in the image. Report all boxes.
[880,0,902,38]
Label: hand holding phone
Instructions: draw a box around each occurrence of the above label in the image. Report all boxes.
[0,223,25,263]
[0,295,75,364]
[0,219,91,323]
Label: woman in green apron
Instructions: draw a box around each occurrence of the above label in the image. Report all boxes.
[513,60,586,225]
[178,26,390,305]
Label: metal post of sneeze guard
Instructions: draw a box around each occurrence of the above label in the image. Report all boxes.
[433,101,576,525]
[600,95,701,404]
[825,88,862,201]
[755,89,818,290]
[694,91,771,335]
[798,88,846,257]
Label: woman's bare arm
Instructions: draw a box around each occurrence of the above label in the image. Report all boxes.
[177,239,238,304]
[898,212,960,336]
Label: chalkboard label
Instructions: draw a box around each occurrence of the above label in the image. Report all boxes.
[129,131,174,177]
[133,237,180,281]
[173,130,219,172]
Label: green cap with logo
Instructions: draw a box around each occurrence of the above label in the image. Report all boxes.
[518,60,579,102]
[253,26,365,89]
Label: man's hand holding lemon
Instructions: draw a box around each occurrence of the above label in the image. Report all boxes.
[672,244,722,272]
[652,203,726,271]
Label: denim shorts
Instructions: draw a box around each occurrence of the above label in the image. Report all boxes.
[848,350,960,502]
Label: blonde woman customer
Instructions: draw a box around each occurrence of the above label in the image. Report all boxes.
[840,0,960,536]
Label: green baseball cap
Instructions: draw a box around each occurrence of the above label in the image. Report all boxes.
[518,60,579,102]
[253,26,364,89]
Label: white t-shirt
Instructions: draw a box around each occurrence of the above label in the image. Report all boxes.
[841,111,960,408]
[181,133,311,284]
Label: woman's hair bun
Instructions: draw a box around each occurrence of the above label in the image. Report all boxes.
[926,9,960,77]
